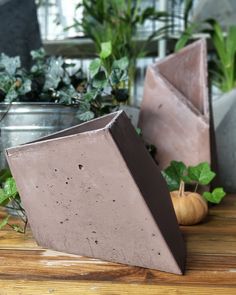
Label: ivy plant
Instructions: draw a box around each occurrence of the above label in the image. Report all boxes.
[70,0,170,102]
[0,47,130,122]
[162,161,226,204]
[0,169,27,233]
[77,41,129,121]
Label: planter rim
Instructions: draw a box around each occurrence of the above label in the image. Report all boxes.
[0,102,79,107]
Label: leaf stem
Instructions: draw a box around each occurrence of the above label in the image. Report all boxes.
[194,183,199,193]
[178,180,185,197]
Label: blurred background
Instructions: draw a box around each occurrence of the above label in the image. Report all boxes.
[2,0,235,105]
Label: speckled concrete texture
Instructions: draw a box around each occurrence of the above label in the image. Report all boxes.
[139,39,210,168]
[6,111,185,274]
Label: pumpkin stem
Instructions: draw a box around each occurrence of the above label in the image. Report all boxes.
[179,180,185,197]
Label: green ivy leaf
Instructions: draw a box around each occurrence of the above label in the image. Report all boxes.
[92,71,108,89]
[77,110,95,122]
[18,79,32,95]
[0,216,9,229]
[136,128,142,136]
[30,48,46,61]
[0,169,12,183]
[188,162,216,185]
[89,58,101,78]
[78,100,91,113]
[0,53,20,76]
[112,57,129,71]
[5,88,18,102]
[161,170,179,191]
[3,177,18,198]
[162,161,187,191]
[0,188,11,205]
[99,41,112,59]
[57,85,78,105]
[43,57,65,90]
[203,188,226,204]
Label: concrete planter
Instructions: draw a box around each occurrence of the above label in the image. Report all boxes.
[6,111,185,274]
[138,40,210,169]
[213,89,236,192]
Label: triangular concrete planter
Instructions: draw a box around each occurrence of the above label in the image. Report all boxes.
[138,40,210,169]
[6,111,185,274]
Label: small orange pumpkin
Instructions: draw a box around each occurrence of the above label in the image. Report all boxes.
[170,181,208,225]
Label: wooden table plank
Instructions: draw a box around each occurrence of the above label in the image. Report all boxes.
[1,280,236,295]
[0,279,236,295]
[0,194,236,294]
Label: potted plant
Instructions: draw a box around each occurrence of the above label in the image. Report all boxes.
[0,46,130,167]
[71,0,169,105]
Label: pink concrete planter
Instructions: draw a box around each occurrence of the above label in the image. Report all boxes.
[138,39,210,169]
[6,111,185,274]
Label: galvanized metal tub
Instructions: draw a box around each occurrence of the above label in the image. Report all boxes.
[0,102,80,168]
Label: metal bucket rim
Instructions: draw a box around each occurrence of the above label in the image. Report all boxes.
[0,102,79,107]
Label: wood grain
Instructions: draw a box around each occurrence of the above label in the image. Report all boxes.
[0,195,236,294]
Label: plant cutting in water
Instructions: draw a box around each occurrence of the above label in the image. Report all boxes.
[162,161,226,225]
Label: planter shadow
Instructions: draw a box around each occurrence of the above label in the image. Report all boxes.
[6,110,185,274]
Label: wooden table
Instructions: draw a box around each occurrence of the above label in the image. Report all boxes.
[0,195,236,295]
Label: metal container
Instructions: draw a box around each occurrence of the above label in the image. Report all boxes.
[0,102,80,167]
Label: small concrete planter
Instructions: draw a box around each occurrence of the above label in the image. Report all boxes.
[6,111,185,274]
[213,89,236,192]
[139,40,210,169]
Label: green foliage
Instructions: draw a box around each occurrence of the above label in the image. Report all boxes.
[0,169,27,233]
[0,49,130,122]
[0,49,81,105]
[162,161,226,204]
[100,41,112,59]
[188,162,216,185]
[0,53,32,102]
[76,51,129,121]
[71,0,169,100]
[161,161,191,191]
[205,20,236,92]
[203,188,226,204]
[89,58,102,78]
[174,7,236,93]
[174,23,197,52]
